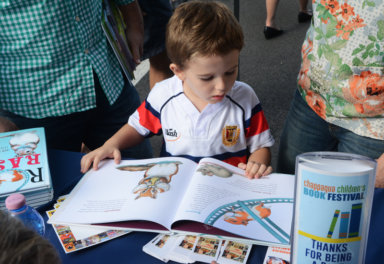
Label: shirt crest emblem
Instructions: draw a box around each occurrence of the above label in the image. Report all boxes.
[222,126,240,146]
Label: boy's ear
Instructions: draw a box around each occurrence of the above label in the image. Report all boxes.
[170,63,185,81]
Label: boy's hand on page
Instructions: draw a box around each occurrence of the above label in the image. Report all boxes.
[80,145,122,173]
[238,161,272,179]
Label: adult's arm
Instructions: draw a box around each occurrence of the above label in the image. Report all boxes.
[375,153,384,188]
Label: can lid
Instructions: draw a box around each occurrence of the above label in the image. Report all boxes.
[5,193,26,210]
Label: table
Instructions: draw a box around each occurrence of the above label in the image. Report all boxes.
[41,149,384,263]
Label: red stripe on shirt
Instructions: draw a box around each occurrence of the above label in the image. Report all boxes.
[245,111,269,137]
[137,102,162,134]
[223,155,247,167]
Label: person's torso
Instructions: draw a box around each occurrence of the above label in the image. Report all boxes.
[0,0,126,118]
[299,0,384,139]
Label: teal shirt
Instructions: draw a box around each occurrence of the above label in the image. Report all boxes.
[0,0,133,118]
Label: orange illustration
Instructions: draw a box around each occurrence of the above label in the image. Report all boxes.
[255,203,271,219]
[224,210,253,226]
[0,170,25,185]
[12,170,24,182]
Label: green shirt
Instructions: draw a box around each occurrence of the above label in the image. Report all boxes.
[0,0,133,118]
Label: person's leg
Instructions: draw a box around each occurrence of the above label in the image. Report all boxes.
[139,0,173,89]
[298,0,309,12]
[264,0,283,39]
[148,50,173,89]
[265,0,280,28]
[298,0,312,23]
[333,125,384,160]
[83,74,153,159]
[277,90,338,174]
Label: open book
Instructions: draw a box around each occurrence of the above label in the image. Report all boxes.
[48,157,294,247]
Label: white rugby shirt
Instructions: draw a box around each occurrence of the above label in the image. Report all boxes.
[128,76,274,166]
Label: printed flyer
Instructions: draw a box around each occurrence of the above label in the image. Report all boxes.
[291,152,376,264]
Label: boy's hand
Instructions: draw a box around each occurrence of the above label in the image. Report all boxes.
[80,145,122,173]
[238,161,272,179]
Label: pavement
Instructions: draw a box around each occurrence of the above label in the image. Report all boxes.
[134,0,312,169]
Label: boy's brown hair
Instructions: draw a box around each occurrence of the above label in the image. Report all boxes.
[166,0,244,68]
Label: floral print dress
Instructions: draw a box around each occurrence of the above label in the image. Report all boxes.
[298,0,384,140]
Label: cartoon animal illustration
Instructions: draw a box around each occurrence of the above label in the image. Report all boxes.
[0,170,25,188]
[197,163,234,178]
[7,131,40,156]
[117,161,182,199]
[224,208,253,226]
[255,202,271,219]
[224,203,271,226]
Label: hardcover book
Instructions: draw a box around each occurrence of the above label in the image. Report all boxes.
[48,157,295,247]
[101,0,136,81]
[0,127,53,209]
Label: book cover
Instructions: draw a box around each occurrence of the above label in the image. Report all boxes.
[101,0,136,81]
[263,246,290,264]
[48,157,295,247]
[0,127,53,208]
[291,152,376,264]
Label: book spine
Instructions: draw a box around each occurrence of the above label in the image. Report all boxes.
[339,211,350,239]
[327,209,340,238]
[348,203,362,238]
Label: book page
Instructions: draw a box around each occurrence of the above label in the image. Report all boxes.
[49,157,197,230]
[172,158,295,245]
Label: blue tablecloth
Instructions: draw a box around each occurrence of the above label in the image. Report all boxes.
[41,149,384,263]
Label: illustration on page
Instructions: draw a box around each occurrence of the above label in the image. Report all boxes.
[117,161,183,199]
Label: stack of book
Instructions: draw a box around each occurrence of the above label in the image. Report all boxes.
[0,127,53,210]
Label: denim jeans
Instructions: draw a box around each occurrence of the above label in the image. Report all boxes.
[0,73,153,159]
[277,90,384,174]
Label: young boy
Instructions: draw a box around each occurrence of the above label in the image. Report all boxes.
[81,1,275,179]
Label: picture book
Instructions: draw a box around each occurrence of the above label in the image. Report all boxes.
[48,156,295,247]
[263,246,290,264]
[291,152,376,264]
[46,195,130,253]
[101,0,136,81]
[0,127,53,209]
[143,233,253,264]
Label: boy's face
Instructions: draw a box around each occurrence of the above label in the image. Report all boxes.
[171,50,239,111]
